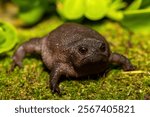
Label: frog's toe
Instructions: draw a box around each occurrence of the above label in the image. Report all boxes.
[51,84,61,95]
[10,61,22,72]
[123,64,136,71]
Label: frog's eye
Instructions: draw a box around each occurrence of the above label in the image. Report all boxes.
[78,46,88,55]
[100,43,106,52]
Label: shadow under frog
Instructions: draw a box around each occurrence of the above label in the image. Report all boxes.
[11,23,135,94]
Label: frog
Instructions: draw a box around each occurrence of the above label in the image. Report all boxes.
[11,23,135,94]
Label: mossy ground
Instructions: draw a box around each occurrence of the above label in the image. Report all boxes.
[0,17,149,100]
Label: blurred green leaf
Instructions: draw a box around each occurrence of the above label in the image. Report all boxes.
[85,0,110,20]
[121,9,150,34]
[107,0,126,21]
[11,0,49,25]
[140,0,150,8]
[12,0,36,11]
[0,30,5,44]
[19,7,45,25]
[11,0,46,10]
[0,21,18,54]
[126,0,142,10]
[57,0,85,20]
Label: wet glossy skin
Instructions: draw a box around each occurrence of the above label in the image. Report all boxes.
[11,23,135,94]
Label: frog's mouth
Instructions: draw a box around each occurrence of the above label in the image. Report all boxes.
[81,53,108,65]
[75,58,109,76]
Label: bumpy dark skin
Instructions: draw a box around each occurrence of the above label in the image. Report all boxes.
[11,23,135,94]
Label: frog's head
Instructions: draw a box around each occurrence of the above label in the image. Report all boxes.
[69,37,110,68]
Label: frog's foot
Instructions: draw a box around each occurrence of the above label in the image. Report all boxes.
[123,63,136,71]
[109,53,135,71]
[50,83,61,95]
[11,38,42,71]
[10,60,22,72]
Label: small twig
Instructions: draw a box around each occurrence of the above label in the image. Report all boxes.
[122,70,149,74]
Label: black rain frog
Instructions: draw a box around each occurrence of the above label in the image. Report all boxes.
[11,23,135,94]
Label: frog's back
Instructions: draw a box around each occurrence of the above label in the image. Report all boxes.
[46,23,106,50]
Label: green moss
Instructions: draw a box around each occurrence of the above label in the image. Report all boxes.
[0,16,149,100]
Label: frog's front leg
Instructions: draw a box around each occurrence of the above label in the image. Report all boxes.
[109,52,135,71]
[50,63,77,94]
[11,38,42,71]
